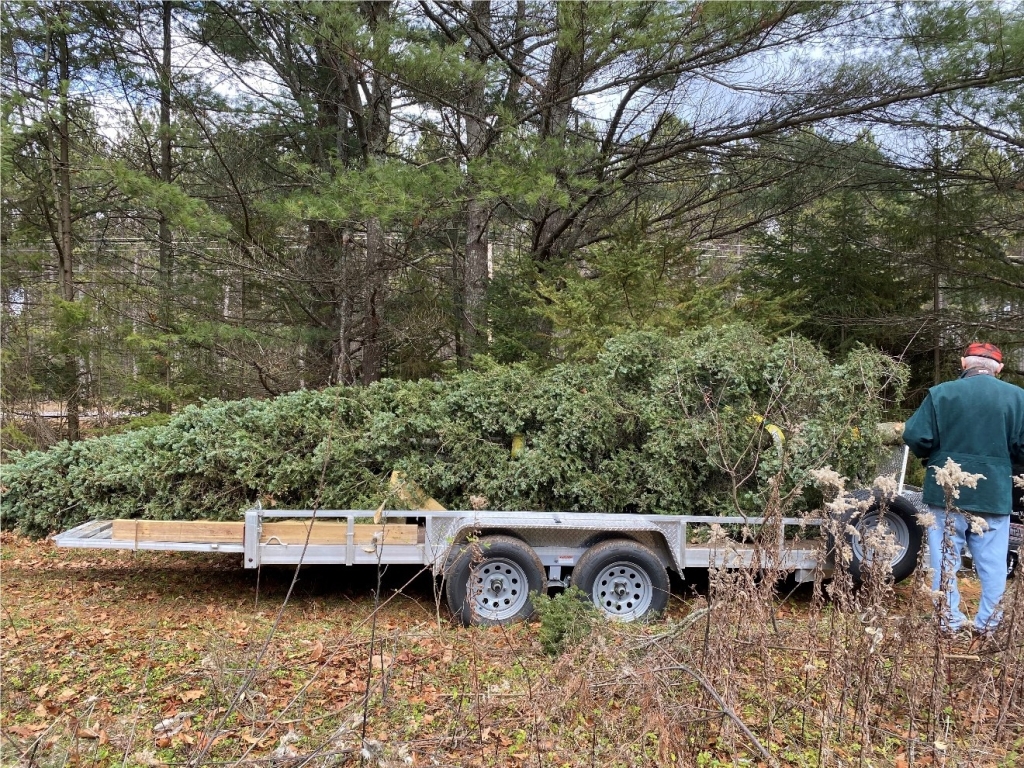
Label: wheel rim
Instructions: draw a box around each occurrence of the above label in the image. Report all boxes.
[852,508,911,568]
[469,557,531,622]
[590,561,654,621]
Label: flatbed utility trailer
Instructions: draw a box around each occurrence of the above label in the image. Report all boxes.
[52,501,922,625]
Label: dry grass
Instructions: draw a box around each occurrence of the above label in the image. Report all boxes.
[2,526,1022,768]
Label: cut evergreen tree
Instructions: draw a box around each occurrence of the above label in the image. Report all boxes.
[1,326,905,539]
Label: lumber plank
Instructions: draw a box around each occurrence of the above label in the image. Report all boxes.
[261,521,419,545]
[109,519,420,546]
[111,520,242,543]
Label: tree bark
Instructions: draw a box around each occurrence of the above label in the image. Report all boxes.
[158,0,173,412]
[54,9,80,441]
[459,0,492,363]
[532,2,585,263]
[360,2,392,383]
[932,150,944,386]
[362,217,385,384]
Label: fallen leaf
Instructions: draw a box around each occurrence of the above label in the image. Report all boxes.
[179,690,204,703]
[310,639,325,662]
[34,684,49,698]
[56,687,79,703]
[9,724,48,737]
[198,732,231,751]
[76,727,100,740]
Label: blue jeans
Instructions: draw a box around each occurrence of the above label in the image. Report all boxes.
[927,504,1010,633]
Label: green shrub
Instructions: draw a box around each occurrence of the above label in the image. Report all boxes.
[0,325,905,538]
[532,587,598,656]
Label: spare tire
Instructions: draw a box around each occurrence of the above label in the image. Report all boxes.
[828,489,923,583]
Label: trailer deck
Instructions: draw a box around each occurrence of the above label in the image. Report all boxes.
[53,508,829,582]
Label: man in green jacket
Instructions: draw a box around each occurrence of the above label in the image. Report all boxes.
[903,342,1024,637]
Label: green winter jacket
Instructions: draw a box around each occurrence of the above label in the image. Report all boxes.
[903,370,1024,514]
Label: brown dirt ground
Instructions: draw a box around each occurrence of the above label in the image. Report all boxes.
[1,533,1019,768]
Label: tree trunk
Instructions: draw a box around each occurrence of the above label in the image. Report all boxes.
[533,2,585,262]
[158,0,173,412]
[54,13,80,442]
[933,266,943,385]
[932,153,944,386]
[359,1,392,382]
[362,217,384,384]
[459,0,492,363]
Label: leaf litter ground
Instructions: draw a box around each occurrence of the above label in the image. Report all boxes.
[2,533,1022,767]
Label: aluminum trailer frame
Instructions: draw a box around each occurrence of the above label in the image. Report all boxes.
[53,508,830,585]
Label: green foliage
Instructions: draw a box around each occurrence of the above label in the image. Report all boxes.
[1,326,905,538]
[4,0,1021,425]
[744,128,1024,393]
[534,228,806,360]
[532,587,597,656]
[0,422,37,453]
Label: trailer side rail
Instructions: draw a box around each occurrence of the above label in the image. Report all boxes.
[54,509,828,579]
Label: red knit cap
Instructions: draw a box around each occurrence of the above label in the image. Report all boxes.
[964,342,1002,363]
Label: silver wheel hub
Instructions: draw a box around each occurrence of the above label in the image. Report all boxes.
[591,562,654,621]
[471,558,530,621]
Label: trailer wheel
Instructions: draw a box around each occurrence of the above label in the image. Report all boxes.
[829,490,922,583]
[571,539,669,622]
[445,536,546,626]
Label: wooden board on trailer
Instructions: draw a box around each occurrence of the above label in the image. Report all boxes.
[111,520,241,543]
[110,519,420,546]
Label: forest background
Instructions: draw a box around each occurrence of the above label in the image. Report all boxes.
[2,0,1023,450]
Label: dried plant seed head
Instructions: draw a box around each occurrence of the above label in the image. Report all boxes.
[873,475,898,497]
[1014,474,1024,489]
[932,458,985,499]
[825,493,860,516]
[810,466,846,494]
[862,520,899,568]
[967,515,989,535]
[916,511,937,529]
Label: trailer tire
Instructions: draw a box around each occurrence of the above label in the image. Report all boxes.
[444,536,546,626]
[571,539,669,622]
[829,490,922,583]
